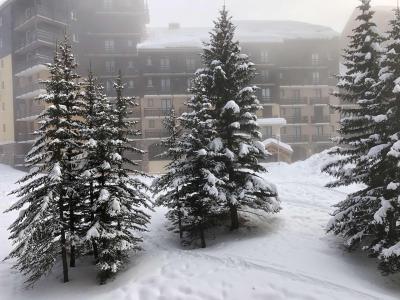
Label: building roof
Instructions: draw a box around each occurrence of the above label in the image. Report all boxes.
[138,20,338,50]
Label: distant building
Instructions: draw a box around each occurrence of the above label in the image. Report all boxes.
[0,1,341,173]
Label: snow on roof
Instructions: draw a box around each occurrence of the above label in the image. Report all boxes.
[263,138,293,153]
[257,118,287,126]
[138,20,338,50]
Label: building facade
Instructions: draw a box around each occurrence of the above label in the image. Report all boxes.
[0,1,341,172]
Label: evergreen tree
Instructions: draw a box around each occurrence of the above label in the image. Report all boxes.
[199,6,280,230]
[363,7,400,274]
[5,36,82,285]
[154,7,280,246]
[323,0,388,255]
[82,73,151,284]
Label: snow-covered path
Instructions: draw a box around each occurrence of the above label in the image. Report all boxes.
[1,154,400,300]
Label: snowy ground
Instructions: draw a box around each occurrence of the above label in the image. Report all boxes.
[1,152,400,300]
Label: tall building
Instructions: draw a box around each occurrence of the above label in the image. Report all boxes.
[0,1,341,172]
[136,21,340,172]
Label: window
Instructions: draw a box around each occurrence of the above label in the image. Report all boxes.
[265,126,273,138]
[293,89,301,99]
[161,78,171,91]
[2,124,5,133]
[312,53,320,65]
[128,80,134,89]
[149,119,155,129]
[106,81,112,91]
[72,33,79,43]
[187,78,193,89]
[0,38,3,49]
[127,40,134,47]
[147,98,154,107]
[105,39,114,51]
[261,88,271,100]
[316,126,324,136]
[70,10,77,21]
[128,61,134,68]
[280,108,286,115]
[315,88,322,98]
[146,57,152,66]
[261,70,269,80]
[147,78,153,88]
[161,99,172,111]
[312,71,320,84]
[1,102,5,111]
[160,58,170,70]
[105,60,116,73]
[1,81,4,89]
[280,89,285,98]
[103,0,113,9]
[261,51,269,63]
[294,126,302,136]
[0,17,3,27]
[186,58,196,70]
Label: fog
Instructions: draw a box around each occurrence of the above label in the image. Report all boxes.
[148,0,397,32]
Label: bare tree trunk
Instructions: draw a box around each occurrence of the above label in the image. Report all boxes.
[229,204,239,231]
[59,196,69,283]
[69,200,76,268]
[200,223,206,248]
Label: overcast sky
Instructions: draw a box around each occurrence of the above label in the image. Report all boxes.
[148,0,397,32]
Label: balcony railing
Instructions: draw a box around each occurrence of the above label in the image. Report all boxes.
[312,135,333,142]
[281,135,309,143]
[145,130,170,139]
[16,81,45,97]
[279,97,308,105]
[15,54,52,74]
[144,108,171,117]
[14,5,67,29]
[312,116,330,123]
[16,105,44,120]
[285,116,309,124]
[310,97,330,105]
[15,30,57,53]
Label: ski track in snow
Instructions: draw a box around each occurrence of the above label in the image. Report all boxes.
[1,155,400,300]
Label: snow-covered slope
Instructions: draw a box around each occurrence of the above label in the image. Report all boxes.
[1,153,399,300]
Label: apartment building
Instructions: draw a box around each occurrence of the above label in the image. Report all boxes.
[0,1,341,172]
[0,0,149,168]
[136,21,340,171]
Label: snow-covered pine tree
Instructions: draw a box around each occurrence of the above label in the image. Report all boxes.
[363,7,400,274]
[82,72,151,284]
[323,0,388,253]
[5,36,83,285]
[153,70,223,248]
[200,6,280,230]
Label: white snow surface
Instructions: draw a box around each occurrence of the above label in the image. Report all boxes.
[1,152,400,300]
[138,20,338,49]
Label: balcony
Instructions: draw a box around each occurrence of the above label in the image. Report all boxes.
[15,54,51,77]
[312,135,333,143]
[144,130,170,139]
[310,97,330,105]
[285,116,309,124]
[279,97,308,105]
[281,135,309,143]
[127,109,142,118]
[16,105,44,121]
[16,132,37,142]
[14,5,67,31]
[16,81,46,99]
[15,30,57,54]
[311,116,330,124]
[144,108,171,118]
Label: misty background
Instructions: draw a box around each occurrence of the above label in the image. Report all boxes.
[147,0,397,32]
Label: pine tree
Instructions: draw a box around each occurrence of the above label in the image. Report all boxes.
[154,7,280,246]
[5,36,82,285]
[82,72,151,284]
[323,0,388,254]
[363,7,400,274]
[199,6,280,230]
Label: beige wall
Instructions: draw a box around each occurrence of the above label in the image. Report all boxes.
[0,54,14,145]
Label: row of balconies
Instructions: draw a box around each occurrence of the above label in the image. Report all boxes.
[15,30,57,54]
[14,5,67,30]
[15,53,52,75]
[284,115,331,124]
[281,135,333,144]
